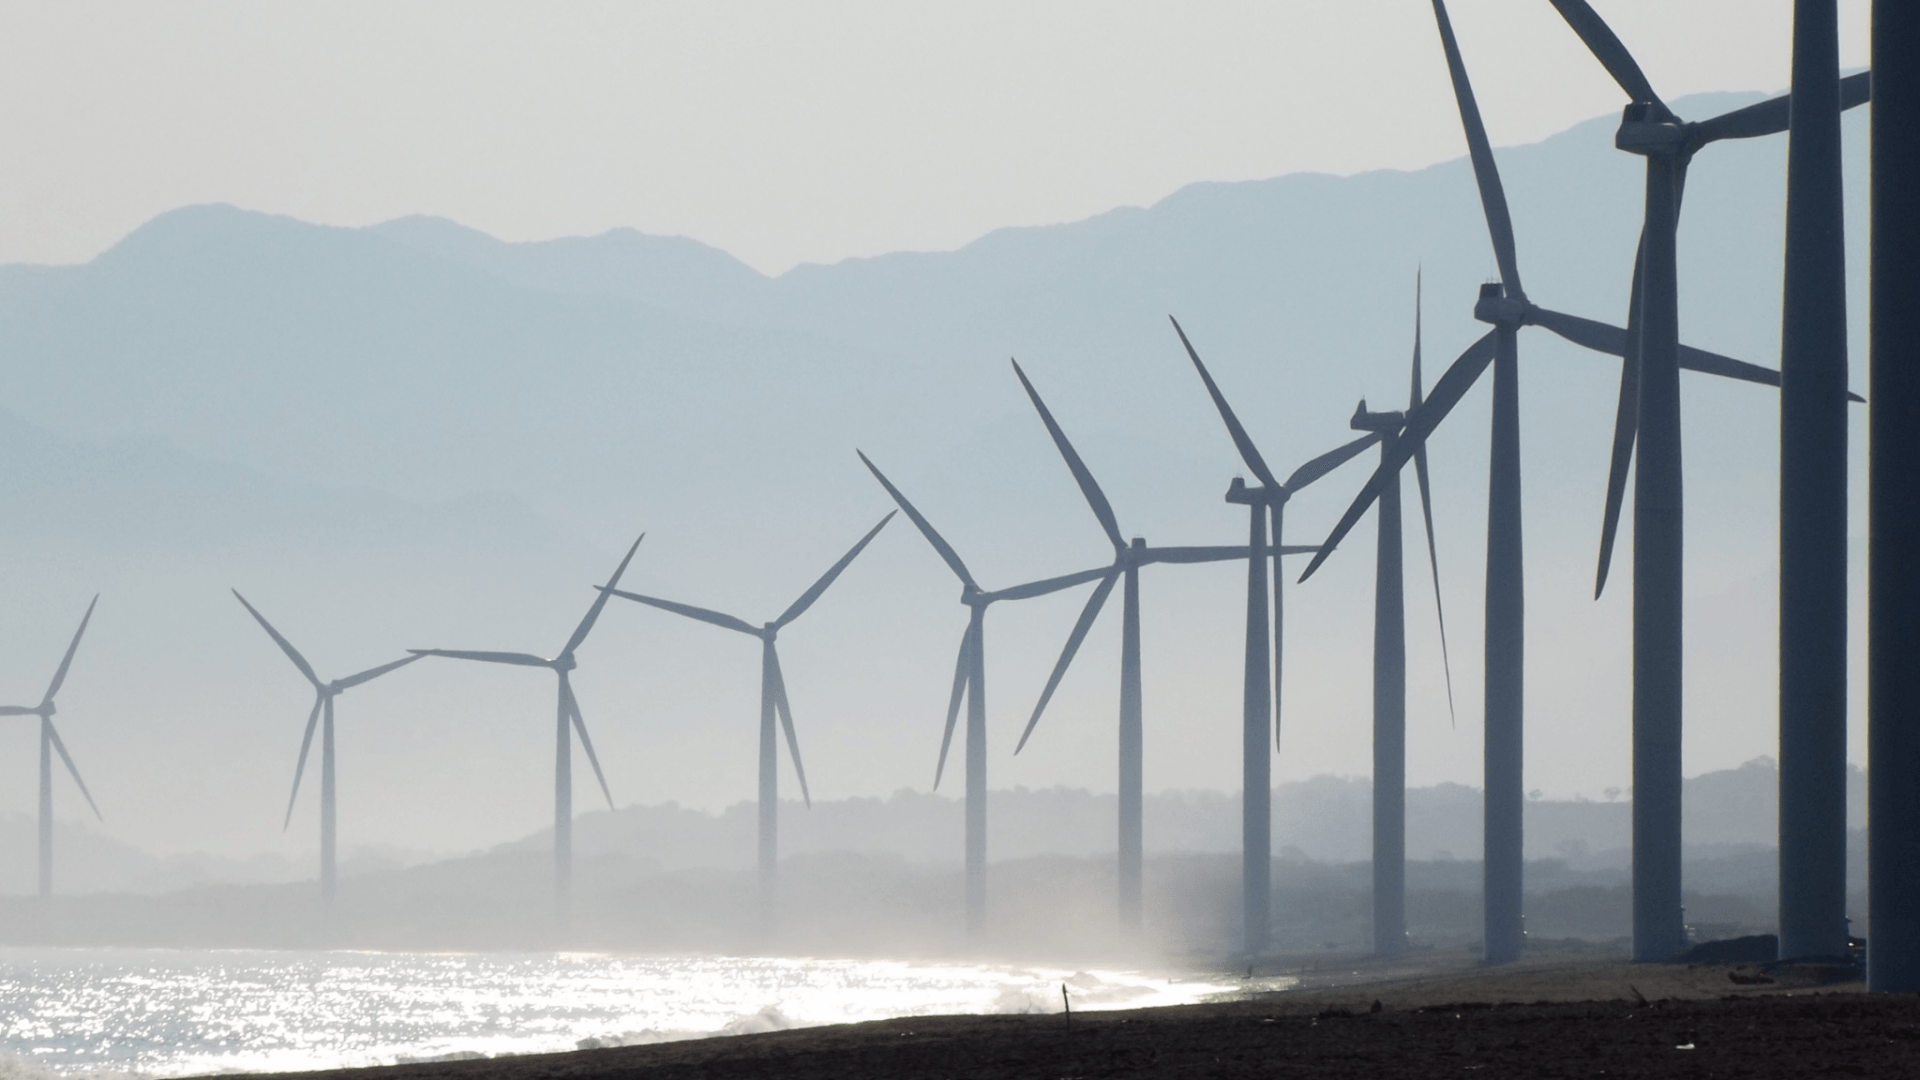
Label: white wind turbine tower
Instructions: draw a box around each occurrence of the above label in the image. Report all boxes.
[410,532,645,911]
[232,590,423,906]
[1,596,103,898]
[601,511,893,939]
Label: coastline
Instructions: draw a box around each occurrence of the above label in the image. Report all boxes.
[209,953,1898,1080]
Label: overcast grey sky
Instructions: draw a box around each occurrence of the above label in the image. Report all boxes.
[0,1,1871,275]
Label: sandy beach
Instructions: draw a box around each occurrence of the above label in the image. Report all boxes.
[221,949,1909,1079]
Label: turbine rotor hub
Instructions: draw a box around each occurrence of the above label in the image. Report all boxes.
[554,654,577,673]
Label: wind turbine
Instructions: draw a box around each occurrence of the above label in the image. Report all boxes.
[0,596,102,898]
[1298,0,1792,965]
[1335,276,1456,956]
[410,531,645,908]
[231,591,423,905]
[1170,319,1384,957]
[1867,0,1919,995]
[1544,0,1871,964]
[1004,358,1318,929]
[600,511,894,934]
[858,450,1111,941]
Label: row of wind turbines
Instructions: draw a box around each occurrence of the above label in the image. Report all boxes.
[10,1,1873,969]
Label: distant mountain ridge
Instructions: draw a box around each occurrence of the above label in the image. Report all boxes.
[0,89,1853,542]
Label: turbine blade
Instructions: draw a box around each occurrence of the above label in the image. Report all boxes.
[1595,375,1638,600]
[774,511,897,629]
[42,595,99,706]
[1410,268,1425,412]
[231,590,323,690]
[1546,0,1667,115]
[1525,306,1629,357]
[1596,244,1647,599]
[408,648,551,667]
[0,705,36,716]
[1413,440,1455,725]
[284,695,324,829]
[1015,570,1118,754]
[1299,331,1498,582]
[562,531,647,659]
[565,681,615,811]
[46,721,100,820]
[333,653,425,691]
[1693,91,1789,144]
[1652,64,1863,152]
[1284,431,1382,493]
[768,648,811,808]
[1270,502,1289,747]
[857,450,976,589]
[1527,304,1791,390]
[1011,358,1126,552]
[990,564,1114,602]
[604,588,759,636]
[1675,151,1692,221]
[1141,544,1319,565]
[1843,69,1876,110]
[1679,346,1795,389]
[933,627,973,791]
[1432,0,1524,298]
[1145,545,1258,565]
[1168,316,1280,489]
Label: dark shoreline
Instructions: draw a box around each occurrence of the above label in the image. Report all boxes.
[211,958,1907,1080]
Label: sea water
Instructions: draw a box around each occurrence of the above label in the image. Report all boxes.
[0,948,1240,1076]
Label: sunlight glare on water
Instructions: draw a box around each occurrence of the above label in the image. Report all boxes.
[0,948,1243,1076]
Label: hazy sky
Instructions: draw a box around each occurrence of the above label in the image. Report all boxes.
[0,2,1880,863]
[0,1,1871,275]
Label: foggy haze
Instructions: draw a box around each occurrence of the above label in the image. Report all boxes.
[0,96,1870,885]
[0,761,1866,956]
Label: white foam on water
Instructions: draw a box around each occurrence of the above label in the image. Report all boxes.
[0,948,1239,1076]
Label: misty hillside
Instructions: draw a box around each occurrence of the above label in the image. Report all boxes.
[0,758,1865,957]
[0,768,1858,953]
[3,756,1858,897]
[0,91,1871,872]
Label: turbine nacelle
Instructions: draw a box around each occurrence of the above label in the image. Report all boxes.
[1225,476,1286,507]
[552,653,577,673]
[1615,102,1687,157]
[1473,283,1529,327]
[1350,400,1407,433]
